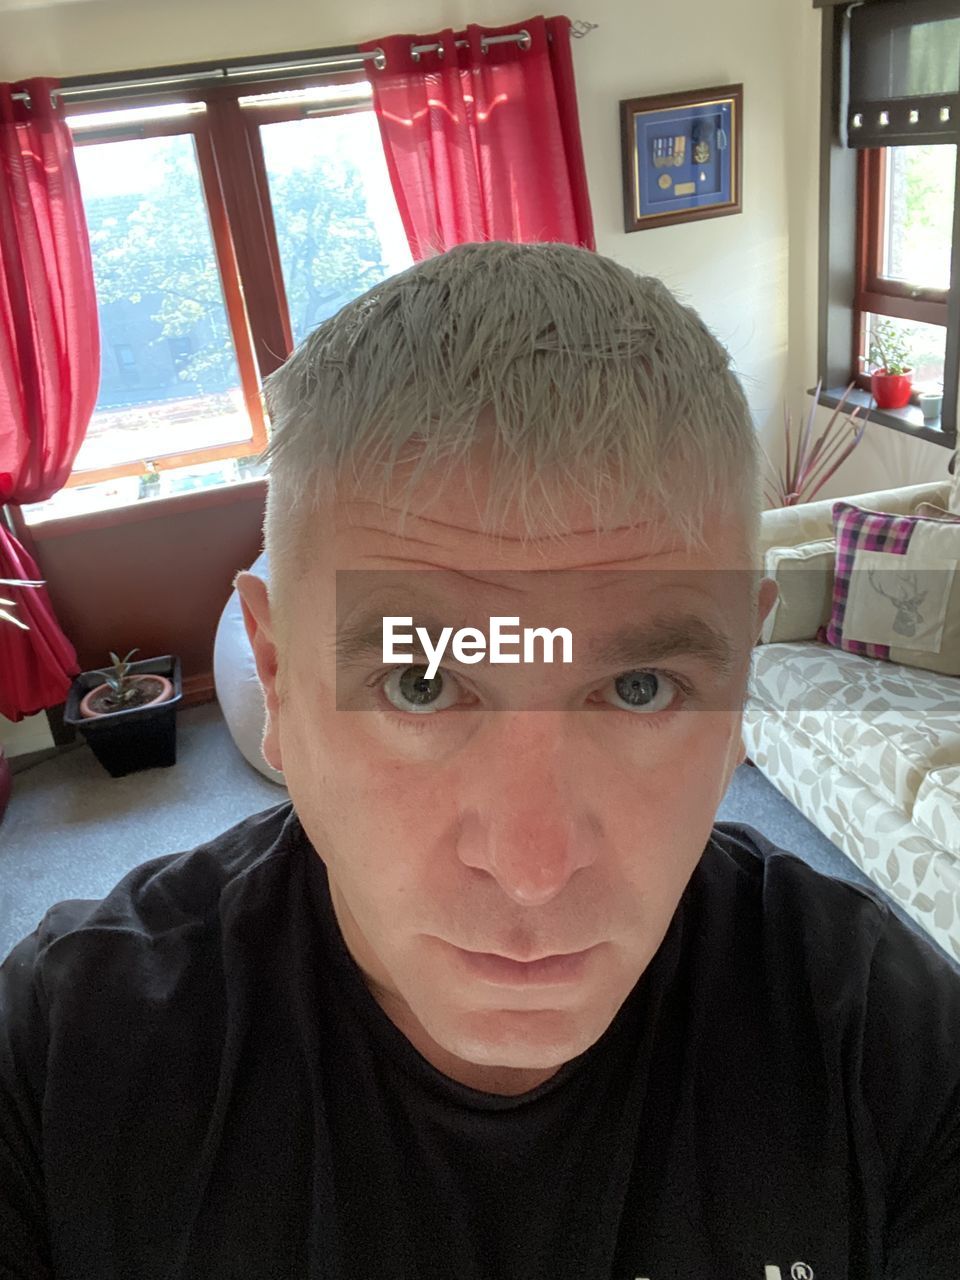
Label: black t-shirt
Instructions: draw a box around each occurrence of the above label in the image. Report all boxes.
[1,801,958,1279]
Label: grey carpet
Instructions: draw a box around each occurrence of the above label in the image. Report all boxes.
[0,701,926,963]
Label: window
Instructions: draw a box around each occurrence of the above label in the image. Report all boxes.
[255,100,411,347]
[817,0,960,448]
[22,76,412,523]
[854,144,954,392]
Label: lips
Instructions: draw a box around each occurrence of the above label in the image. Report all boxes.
[448,943,596,985]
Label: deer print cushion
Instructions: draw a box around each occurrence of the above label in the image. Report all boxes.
[818,502,960,677]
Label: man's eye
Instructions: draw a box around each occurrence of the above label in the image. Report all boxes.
[382,666,462,714]
[599,670,683,714]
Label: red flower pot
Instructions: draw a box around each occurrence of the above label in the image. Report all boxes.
[870,370,913,410]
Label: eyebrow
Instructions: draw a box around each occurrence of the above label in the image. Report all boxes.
[588,614,737,677]
[335,608,738,676]
[335,612,451,666]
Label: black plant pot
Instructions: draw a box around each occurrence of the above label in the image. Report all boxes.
[64,655,183,778]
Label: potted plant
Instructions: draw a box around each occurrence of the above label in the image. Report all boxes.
[138,461,161,501]
[760,380,868,508]
[0,576,44,824]
[865,318,913,409]
[64,647,183,777]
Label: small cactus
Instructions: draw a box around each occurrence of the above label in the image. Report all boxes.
[91,649,142,707]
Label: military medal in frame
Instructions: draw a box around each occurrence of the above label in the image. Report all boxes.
[620,84,743,232]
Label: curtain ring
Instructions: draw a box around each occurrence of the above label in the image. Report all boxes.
[410,41,444,62]
[517,28,532,50]
[372,47,386,71]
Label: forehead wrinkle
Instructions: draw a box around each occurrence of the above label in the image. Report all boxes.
[335,505,669,548]
[345,561,530,592]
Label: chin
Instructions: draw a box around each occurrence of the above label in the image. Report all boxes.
[430,1004,612,1070]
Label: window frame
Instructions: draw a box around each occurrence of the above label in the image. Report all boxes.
[817,4,959,452]
[851,146,950,394]
[61,68,379,493]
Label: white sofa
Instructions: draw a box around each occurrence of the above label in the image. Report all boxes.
[745,475,960,963]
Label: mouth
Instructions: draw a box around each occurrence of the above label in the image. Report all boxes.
[446,943,598,986]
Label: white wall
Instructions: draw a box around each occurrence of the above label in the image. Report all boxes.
[0,711,55,756]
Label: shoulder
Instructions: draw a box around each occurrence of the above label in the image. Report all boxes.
[701,821,960,1187]
[1,800,300,1047]
[705,819,915,948]
[684,825,960,1270]
[702,819,960,991]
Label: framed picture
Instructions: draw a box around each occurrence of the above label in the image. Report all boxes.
[620,84,743,232]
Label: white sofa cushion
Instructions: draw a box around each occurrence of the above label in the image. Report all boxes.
[914,765,960,858]
[742,679,960,963]
[761,538,836,643]
[758,480,952,563]
[748,641,960,822]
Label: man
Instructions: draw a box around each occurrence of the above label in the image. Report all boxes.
[1,242,958,1278]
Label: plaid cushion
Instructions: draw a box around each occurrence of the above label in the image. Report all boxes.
[819,502,923,659]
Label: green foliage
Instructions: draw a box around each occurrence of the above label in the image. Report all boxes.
[84,134,391,392]
[91,649,141,705]
[272,158,390,342]
[867,318,912,376]
[891,145,953,289]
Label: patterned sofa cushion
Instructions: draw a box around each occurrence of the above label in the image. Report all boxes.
[742,680,960,963]
[748,641,960,822]
[913,766,960,858]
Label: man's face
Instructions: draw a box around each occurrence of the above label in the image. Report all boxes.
[238,471,777,1095]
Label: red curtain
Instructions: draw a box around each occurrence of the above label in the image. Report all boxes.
[0,78,100,721]
[361,15,595,259]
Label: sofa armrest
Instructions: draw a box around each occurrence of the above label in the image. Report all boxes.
[759,480,951,562]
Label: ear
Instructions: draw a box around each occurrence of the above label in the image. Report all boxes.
[234,571,283,774]
[719,727,749,799]
[720,579,777,798]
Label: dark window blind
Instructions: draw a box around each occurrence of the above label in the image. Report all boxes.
[843,0,960,146]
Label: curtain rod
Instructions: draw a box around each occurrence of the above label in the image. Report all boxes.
[9,20,598,107]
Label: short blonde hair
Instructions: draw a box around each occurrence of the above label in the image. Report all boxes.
[261,241,761,643]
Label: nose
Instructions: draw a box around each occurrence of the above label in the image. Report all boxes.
[455,714,602,906]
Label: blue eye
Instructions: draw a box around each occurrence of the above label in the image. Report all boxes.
[602,670,681,714]
[382,666,462,714]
